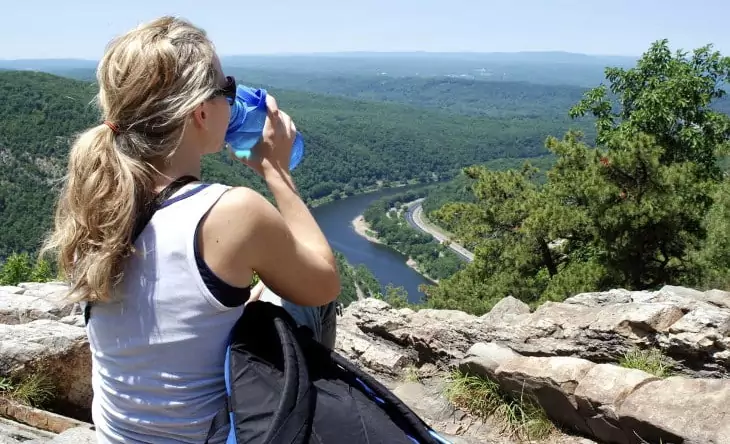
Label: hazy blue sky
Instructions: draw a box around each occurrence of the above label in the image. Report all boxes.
[1,0,727,59]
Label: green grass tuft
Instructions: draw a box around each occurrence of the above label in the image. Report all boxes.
[443,370,555,441]
[0,372,55,408]
[619,347,674,378]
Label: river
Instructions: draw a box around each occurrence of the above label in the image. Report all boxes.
[311,186,432,303]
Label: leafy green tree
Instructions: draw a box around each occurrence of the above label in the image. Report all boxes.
[689,178,730,289]
[353,264,381,297]
[569,39,730,179]
[30,257,54,283]
[0,252,33,285]
[424,164,549,309]
[377,284,410,309]
[543,130,715,291]
[561,39,730,289]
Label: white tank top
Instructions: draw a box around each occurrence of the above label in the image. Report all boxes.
[86,183,245,443]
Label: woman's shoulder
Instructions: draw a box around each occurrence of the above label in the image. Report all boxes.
[203,185,274,231]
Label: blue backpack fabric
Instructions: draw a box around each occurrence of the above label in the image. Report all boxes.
[217,299,451,444]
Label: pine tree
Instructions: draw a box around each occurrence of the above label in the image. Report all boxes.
[0,252,33,286]
[424,40,730,314]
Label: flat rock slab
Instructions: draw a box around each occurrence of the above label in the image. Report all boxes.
[48,427,96,444]
[0,293,72,326]
[0,417,55,444]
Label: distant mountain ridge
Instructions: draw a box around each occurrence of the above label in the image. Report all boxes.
[0,51,638,87]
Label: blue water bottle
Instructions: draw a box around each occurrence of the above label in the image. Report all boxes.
[225,85,305,170]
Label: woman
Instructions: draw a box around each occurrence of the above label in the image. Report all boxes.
[42,16,340,444]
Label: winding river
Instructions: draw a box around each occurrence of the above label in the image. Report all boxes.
[311,187,432,303]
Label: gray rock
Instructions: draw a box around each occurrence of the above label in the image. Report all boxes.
[495,355,596,436]
[391,379,595,444]
[3,281,728,444]
[458,341,730,444]
[336,328,413,376]
[480,295,531,325]
[49,427,95,443]
[618,377,730,444]
[0,293,68,325]
[701,289,730,310]
[340,285,730,379]
[458,342,519,380]
[0,286,25,295]
[393,382,456,423]
[58,315,85,328]
[341,298,487,366]
[564,289,634,307]
[0,417,55,444]
[573,364,658,444]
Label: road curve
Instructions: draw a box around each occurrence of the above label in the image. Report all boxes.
[405,199,475,262]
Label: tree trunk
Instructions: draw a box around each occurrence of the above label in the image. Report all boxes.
[539,238,558,278]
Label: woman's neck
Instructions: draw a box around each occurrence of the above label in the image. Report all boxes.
[153,150,202,192]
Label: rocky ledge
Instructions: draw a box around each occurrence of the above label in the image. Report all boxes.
[0,282,728,443]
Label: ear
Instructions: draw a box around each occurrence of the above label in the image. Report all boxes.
[191,102,208,129]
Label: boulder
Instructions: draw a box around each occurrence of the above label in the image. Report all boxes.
[338,285,730,389]
[0,320,91,416]
[573,364,658,443]
[495,355,596,436]
[49,426,96,443]
[0,284,75,325]
[618,377,730,444]
[459,341,730,444]
[341,298,488,365]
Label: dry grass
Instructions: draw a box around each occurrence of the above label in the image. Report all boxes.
[402,365,422,383]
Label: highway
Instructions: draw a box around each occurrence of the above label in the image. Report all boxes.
[404,199,475,263]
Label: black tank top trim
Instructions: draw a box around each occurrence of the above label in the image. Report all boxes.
[193,212,251,308]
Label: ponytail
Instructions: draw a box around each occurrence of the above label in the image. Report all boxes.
[41,123,155,303]
[41,15,220,303]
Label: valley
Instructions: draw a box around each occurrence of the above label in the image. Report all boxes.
[0,61,588,261]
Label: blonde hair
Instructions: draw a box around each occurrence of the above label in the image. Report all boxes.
[42,16,220,303]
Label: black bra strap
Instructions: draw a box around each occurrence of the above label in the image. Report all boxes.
[83,175,200,325]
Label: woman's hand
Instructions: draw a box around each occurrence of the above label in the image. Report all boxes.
[234,94,297,178]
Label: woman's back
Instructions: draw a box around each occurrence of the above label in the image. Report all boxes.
[42,16,340,443]
[88,183,243,443]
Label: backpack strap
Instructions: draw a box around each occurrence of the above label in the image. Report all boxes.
[330,352,444,443]
[82,175,200,326]
[263,317,315,443]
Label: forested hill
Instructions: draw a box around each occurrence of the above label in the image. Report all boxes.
[0,70,587,257]
[225,70,591,119]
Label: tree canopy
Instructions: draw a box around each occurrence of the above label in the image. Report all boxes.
[424,40,730,315]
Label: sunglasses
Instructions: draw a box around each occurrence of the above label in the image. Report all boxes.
[212,75,237,105]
